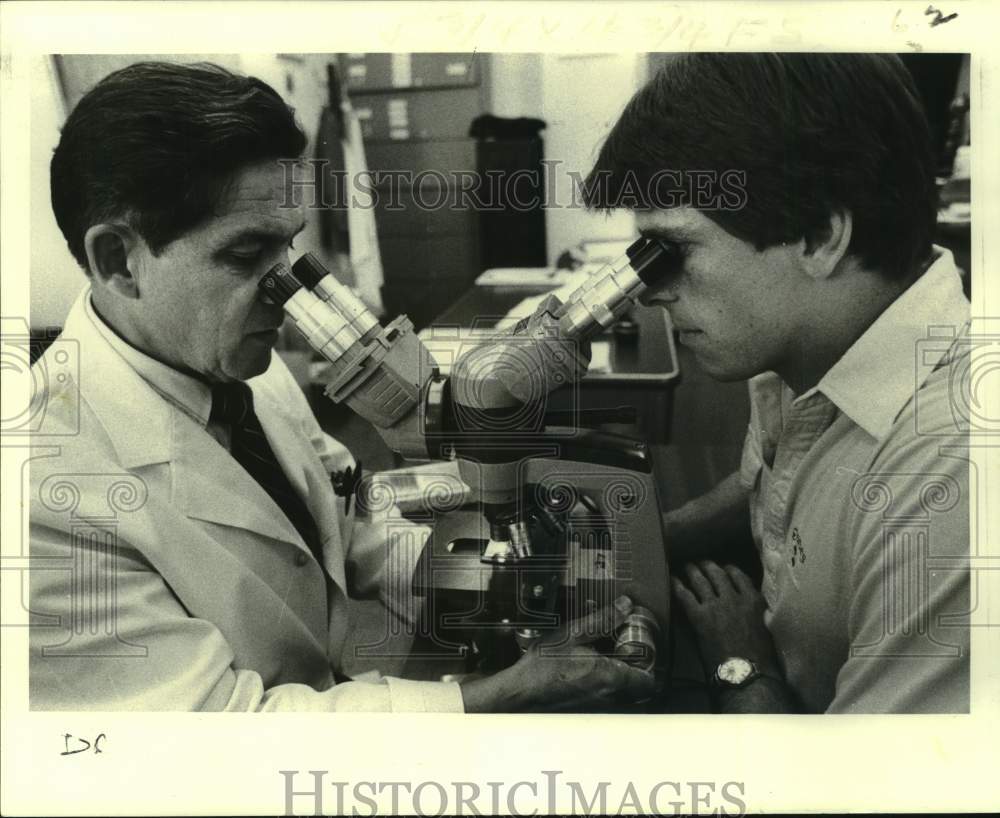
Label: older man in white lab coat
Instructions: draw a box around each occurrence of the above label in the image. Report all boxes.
[30,60,652,712]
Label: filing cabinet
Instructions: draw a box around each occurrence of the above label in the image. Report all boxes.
[345,53,491,328]
[340,53,481,93]
[351,88,484,142]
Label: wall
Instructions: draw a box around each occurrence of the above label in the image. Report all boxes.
[31,54,245,328]
[488,53,543,118]
[30,53,344,329]
[30,56,80,330]
[31,52,650,327]
[489,54,645,264]
[541,54,646,262]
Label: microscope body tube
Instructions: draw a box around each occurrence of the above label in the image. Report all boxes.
[455,238,672,411]
[556,237,668,339]
[283,287,363,359]
[314,277,380,337]
[291,253,380,338]
[556,253,646,338]
[261,262,435,435]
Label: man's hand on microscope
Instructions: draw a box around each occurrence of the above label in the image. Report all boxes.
[459,595,656,712]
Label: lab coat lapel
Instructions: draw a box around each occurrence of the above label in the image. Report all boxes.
[67,289,307,563]
[122,456,332,665]
[65,286,348,593]
[253,396,349,593]
[169,409,309,554]
[170,411,344,638]
[60,292,331,654]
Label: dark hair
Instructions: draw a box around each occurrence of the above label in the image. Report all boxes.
[51,61,307,269]
[583,53,937,280]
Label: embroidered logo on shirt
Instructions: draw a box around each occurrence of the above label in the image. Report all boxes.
[791,527,806,567]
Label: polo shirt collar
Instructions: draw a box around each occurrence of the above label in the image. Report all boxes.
[794,247,969,442]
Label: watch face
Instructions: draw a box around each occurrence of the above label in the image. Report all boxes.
[718,657,754,685]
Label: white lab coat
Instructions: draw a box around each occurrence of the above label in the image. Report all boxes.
[28,289,462,712]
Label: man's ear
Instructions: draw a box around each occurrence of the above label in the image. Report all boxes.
[799,209,853,281]
[83,223,142,298]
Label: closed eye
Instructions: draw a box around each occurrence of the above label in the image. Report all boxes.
[647,240,688,279]
[226,237,297,265]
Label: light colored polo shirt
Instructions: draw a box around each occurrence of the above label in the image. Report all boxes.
[739,248,970,713]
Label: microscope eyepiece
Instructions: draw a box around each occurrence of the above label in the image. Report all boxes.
[624,236,649,261]
[626,237,681,286]
[553,236,675,340]
[291,253,327,289]
[259,251,433,435]
[259,263,304,305]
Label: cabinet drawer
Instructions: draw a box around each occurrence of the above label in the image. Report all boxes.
[352,88,482,141]
[342,53,480,93]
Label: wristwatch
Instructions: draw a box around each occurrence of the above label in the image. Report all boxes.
[712,657,762,690]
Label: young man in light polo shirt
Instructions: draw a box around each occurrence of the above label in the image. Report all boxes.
[584,53,970,712]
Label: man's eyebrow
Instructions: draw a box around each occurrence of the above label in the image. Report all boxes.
[638,224,699,243]
[217,221,307,247]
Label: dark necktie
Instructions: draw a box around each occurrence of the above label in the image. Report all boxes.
[209,381,324,566]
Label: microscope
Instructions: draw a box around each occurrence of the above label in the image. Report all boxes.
[259,238,681,680]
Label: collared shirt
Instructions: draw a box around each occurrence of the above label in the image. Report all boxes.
[83,293,353,474]
[739,248,971,713]
[63,288,462,712]
[84,292,230,449]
